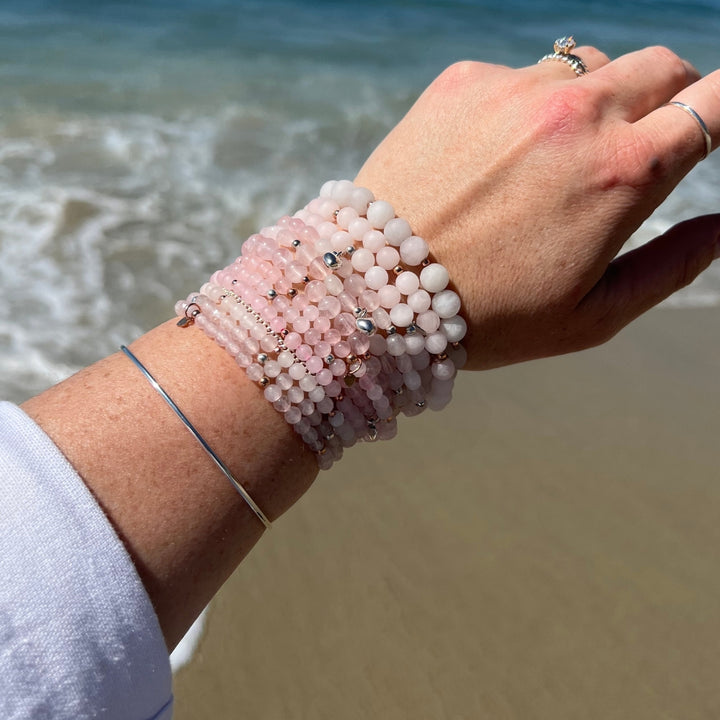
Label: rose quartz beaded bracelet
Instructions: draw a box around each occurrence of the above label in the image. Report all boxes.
[175,180,467,470]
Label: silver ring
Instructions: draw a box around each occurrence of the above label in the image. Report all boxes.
[664,101,712,160]
[538,36,588,77]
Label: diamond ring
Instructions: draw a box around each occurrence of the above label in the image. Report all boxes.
[538,36,589,77]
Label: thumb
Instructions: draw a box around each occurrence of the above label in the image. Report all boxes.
[577,214,720,345]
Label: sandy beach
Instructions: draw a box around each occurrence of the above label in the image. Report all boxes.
[172,305,720,719]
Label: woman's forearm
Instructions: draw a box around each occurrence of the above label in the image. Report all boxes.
[22,319,318,650]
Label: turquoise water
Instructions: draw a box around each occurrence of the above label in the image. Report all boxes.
[1,0,720,401]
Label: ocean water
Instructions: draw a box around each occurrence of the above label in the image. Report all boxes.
[1,0,720,403]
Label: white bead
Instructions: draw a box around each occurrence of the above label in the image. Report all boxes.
[407,289,431,313]
[399,235,429,266]
[320,180,337,198]
[366,200,395,229]
[440,315,467,343]
[395,271,419,296]
[365,265,389,290]
[431,290,461,319]
[349,186,375,214]
[425,331,448,354]
[376,246,400,270]
[299,374,317,391]
[404,333,426,355]
[351,247,375,273]
[389,303,413,327]
[404,369,422,390]
[383,217,412,246]
[420,263,449,293]
[431,359,456,380]
[309,386,325,403]
[386,333,407,356]
[289,362,306,380]
[411,349,431,370]
[278,350,295,368]
[416,310,440,333]
[331,179,355,206]
[378,284,401,309]
[396,354,413,373]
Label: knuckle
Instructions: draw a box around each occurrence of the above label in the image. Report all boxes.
[534,85,599,139]
[431,61,482,94]
[645,45,688,83]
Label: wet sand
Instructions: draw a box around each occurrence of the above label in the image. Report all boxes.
[173,306,720,720]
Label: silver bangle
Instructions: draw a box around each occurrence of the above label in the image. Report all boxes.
[120,345,272,530]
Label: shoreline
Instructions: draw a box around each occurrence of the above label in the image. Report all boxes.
[173,306,720,720]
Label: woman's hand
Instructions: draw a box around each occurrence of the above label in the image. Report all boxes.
[356,46,720,369]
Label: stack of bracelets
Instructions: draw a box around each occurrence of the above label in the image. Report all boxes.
[174,180,467,472]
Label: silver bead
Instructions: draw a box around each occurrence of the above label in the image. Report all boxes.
[387,325,397,335]
[325,354,335,364]
[288,288,298,297]
[345,246,356,255]
[416,401,426,408]
[257,353,268,364]
[393,265,403,275]
[292,239,301,247]
[267,289,277,299]
[323,252,340,269]
[259,377,269,387]
[406,324,417,334]
[356,317,377,336]
[353,306,366,317]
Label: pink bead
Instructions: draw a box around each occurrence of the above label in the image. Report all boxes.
[294,317,311,334]
[325,328,341,345]
[367,200,394,229]
[330,359,346,376]
[264,384,282,403]
[349,186,375,213]
[364,266,388,290]
[285,407,302,425]
[308,257,331,279]
[359,290,380,312]
[246,363,264,381]
[336,206,358,230]
[285,332,302,350]
[292,293,310,311]
[276,373,293,391]
[348,331,371,355]
[348,217,372,241]
[286,262,307,284]
[315,341,331,358]
[304,305,319,322]
[378,284,401,309]
[306,355,324,374]
[344,274,366,296]
[324,274,344,295]
[296,344,313,361]
[288,386,304,404]
[334,340,351,357]
[306,280,327,302]
[318,296,341,317]
[383,217,412,246]
[395,271,420,296]
[314,316,331,333]
[335,313,356,335]
[372,307,392,330]
[404,333,426,355]
[351,248,374,273]
[376,246,400,271]
[337,291,357,313]
[299,374,317,391]
[317,369,334,386]
[270,316,285,334]
[362,229,386,253]
[273,396,291,413]
[289,362,306,380]
[300,399,316,416]
[331,230,352,252]
[305,327,322,346]
[407,289,432,313]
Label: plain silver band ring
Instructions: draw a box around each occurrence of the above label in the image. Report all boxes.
[538,52,588,77]
[664,101,712,159]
